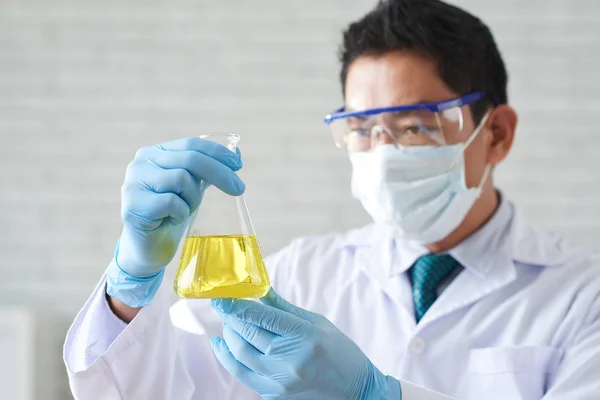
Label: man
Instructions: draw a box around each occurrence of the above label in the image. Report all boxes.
[64,0,600,399]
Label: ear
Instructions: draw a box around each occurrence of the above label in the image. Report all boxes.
[485,105,518,165]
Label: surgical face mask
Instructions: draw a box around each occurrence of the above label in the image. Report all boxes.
[349,111,492,244]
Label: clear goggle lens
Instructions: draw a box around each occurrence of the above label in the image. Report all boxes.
[328,107,465,152]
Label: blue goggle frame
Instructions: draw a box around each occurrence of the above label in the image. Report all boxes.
[323,92,496,124]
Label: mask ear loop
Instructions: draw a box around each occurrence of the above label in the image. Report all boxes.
[474,164,492,198]
[465,108,494,197]
[463,108,493,150]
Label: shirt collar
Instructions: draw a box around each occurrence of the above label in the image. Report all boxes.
[447,195,514,278]
[387,196,516,278]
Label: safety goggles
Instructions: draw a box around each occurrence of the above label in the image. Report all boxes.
[323,92,494,152]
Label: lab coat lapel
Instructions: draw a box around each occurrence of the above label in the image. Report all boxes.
[414,257,517,332]
[353,235,417,324]
[415,199,519,332]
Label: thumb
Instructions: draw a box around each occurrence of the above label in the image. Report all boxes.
[260,288,319,323]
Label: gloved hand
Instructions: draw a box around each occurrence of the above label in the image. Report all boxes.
[106,138,245,308]
[210,289,402,400]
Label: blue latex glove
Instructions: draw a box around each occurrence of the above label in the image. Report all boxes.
[210,289,402,400]
[106,138,245,308]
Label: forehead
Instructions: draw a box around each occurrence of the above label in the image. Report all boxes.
[344,51,459,111]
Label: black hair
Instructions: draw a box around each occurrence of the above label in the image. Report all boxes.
[339,0,507,124]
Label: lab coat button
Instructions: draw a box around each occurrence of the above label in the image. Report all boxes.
[410,337,426,354]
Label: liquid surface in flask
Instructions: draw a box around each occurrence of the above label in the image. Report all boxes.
[174,234,270,298]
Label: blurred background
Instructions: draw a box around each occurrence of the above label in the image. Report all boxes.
[0,0,599,398]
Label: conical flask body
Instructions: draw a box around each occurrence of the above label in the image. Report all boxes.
[174,134,270,298]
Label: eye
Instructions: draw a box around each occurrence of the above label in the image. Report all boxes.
[401,124,440,136]
[404,125,422,135]
[346,115,371,137]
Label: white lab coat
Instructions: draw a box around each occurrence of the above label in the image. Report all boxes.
[64,199,600,399]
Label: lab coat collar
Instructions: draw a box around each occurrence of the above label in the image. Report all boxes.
[340,223,381,248]
[342,194,571,287]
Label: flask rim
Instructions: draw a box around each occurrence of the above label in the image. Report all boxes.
[199,133,240,140]
[199,133,240,149]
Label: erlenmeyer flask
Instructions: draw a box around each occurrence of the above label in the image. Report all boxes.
[174,133,270,299]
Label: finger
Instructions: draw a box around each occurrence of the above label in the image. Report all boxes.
[127,160,203,211]
[156,137,242,170]
[221,314,278,354]
[260,288,320,323]
[210,336,273,391]
[212,298,307,336]
[223,325,273,376]
[121,189,190,228]
[141,148,245,196]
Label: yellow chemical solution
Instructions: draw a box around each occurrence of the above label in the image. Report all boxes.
[174,235,270,299]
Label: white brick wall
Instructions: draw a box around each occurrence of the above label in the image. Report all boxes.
[0,0,598,398]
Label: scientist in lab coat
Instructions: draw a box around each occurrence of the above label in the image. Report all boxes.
[64,0,600,399]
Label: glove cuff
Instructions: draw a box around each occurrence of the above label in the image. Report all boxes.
[106,259,165,308]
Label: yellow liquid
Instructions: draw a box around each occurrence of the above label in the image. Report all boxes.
[174,235,270,299]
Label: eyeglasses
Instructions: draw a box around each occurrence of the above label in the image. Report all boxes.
[323,92,495,152]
